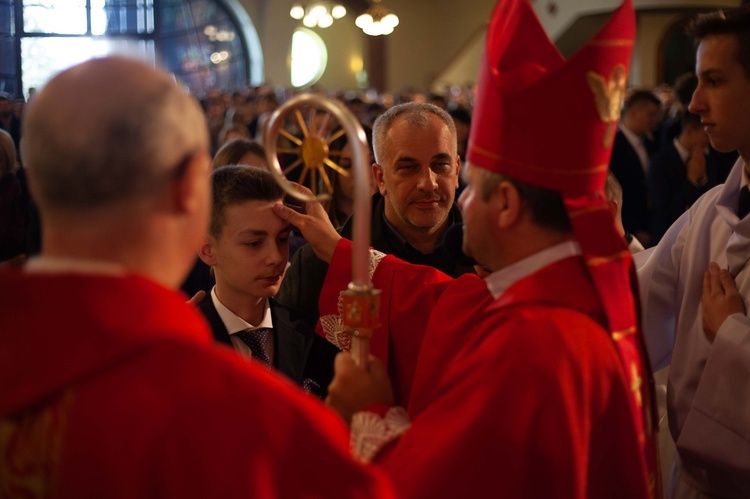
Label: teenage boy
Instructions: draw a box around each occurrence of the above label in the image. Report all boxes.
[198,164,338,396]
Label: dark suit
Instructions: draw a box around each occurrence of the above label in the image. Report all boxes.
[648,141,711,245]
[609,129,652,238]
[198,296,339,398]
[276,192,475,327]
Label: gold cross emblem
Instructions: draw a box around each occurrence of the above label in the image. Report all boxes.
[586,64,627,148]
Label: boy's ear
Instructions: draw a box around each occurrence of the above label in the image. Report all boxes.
[198,236,218,267]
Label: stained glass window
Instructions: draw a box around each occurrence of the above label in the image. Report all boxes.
[3,0,258,98]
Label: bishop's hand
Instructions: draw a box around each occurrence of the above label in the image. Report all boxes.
[326,352,394,425]
[273,183,341,263]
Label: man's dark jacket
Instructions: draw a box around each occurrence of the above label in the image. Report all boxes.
[276,192,474,327]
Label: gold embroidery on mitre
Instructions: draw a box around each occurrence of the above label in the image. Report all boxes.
[0,391,74,498]
[471,145,608,176]
[649,473,657,499]
[567,203,609,219]
[586,64,627,148]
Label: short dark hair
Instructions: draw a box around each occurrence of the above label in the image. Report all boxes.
[623,90,661,112]
[211,139,267,170]
[210,165,283,238]
[474,166,572,234]
[508,178,572,234]
[687,5,750,77]
[448,107,471,126]
[673,72,698,106]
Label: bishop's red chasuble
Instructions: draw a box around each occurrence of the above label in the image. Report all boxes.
[318,239,651,498]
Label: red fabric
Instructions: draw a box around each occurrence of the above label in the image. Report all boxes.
[467,0,633,196]
[0,270,393,498]
[319,241,453,406]
[319,240,651,498]
[466,0,660,486]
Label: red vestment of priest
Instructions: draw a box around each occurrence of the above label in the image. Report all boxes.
[0,270,393,498]
[318,239,650,498]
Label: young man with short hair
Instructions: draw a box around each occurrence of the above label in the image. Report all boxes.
[610,89,663,246]
[648,111,712,245]
[0,57,392,497]
[636,5,750,496]
[198,164,338,396]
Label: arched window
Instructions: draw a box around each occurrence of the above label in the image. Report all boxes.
[290,27,327,88]
[657,15,696,87]
[0,0,262,98]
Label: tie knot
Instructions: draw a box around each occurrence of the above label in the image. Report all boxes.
[235,328,273,366]
[739,186,750,220]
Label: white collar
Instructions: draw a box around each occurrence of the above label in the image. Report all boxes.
[619,123,643,148]
[485,241,582,299]
[210,286,273,334]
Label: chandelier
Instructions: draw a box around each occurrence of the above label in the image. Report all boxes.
[289,1,347,29]
[355,0,399,36]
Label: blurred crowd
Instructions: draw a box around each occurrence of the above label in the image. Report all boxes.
[0,73,737,265]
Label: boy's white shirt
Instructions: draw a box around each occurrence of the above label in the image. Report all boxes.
[210,286,274,361]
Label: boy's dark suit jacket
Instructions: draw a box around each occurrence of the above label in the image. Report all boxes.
[198,296,339,398]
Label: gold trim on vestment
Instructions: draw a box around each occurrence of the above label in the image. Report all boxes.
[588,40,634,47]
[586,250,630,266]
[0,390,74,498]
[567,204,608,218]
[470,145,609,176]
[612,326,637,341]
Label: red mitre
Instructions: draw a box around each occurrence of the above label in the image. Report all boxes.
[467,0,633,196]
[468,0,661,495]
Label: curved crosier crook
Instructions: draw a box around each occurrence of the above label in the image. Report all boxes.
[263,94,381,367]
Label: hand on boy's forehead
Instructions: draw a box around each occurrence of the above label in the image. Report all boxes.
[222,200,292,239]
[235,224,292,238]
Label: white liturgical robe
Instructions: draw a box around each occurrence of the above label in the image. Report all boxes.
[636,158,750,498]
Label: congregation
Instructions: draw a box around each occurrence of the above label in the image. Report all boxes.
[0,56,740,264]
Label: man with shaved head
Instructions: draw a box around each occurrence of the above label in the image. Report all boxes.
[0,57,393,497]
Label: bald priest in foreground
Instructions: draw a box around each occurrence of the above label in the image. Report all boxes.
[0,57,393,498]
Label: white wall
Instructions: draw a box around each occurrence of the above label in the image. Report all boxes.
[382,0,495,92]
[235,0,741,92]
